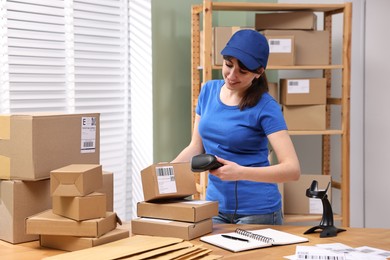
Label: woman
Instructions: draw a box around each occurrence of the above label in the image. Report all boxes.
[172,29,300,224]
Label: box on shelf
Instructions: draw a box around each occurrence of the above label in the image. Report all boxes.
[131,217,213,241]
[40,225,130,251]
[26,210,118,238]
[137,199,218,223]
[266,35,295,66]
[141,162,196,202]
[0,113,100,180]
[0,179,51,244]
[280,78,327,105]
[97,171,114,211]
[283,105,326,131]
[52,192,106,221]
[255,11,317,30]
[50,164,103,197]
[284,174,332,215]
[268,82,279,102]
[262,30,329,65]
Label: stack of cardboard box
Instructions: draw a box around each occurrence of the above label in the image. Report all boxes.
[0,113,101,244]
[26,164,129,251]
[131,162,218,240]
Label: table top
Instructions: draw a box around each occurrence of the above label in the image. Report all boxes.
[1,224,390,260]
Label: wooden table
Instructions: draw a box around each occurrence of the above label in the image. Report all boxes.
[1,224,390,259]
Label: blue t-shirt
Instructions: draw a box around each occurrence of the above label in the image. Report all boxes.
[196,79,287,215]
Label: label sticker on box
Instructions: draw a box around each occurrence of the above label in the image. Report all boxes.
[287,79,310,94]
[80,117,97,153]
[269,39,292,53]
[155,166,177,194]
[309,198,323,214]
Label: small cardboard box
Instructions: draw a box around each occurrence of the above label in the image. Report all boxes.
[0,179,51,244]
[0,113,100,180]
[50,164,103,197]
[280,78,327,105]
[137,199,218,223]
[40,225,130,251]
[141,162,196,202]
[262,30,329,65]
[255,11,317,30]
[131,217,213,240]
[283,105,326,131]
[26,210,118,238]
[52,192,106,221]
[97,171,114,211]
[284,174,332,215]
[266,35,295,66]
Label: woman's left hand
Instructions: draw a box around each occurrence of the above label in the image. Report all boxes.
[209,156,243,181]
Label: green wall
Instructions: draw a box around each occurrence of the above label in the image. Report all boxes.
[152,0,276,163]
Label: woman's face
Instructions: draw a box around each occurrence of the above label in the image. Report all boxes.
[222,57,263,92]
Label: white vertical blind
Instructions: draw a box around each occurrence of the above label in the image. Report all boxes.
[0,0,147,221]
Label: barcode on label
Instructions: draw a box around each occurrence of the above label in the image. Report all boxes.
[297,253,345,260]
[156,167,174,177]
[288,81,299,86]
[82,141,95,148]
[269,40,280,45]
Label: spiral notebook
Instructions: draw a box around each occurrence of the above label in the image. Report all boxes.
[200,228,309,252]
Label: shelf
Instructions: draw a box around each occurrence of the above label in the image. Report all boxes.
[288,129,343,136]
[198,64,343,71]
[284,213,342,224]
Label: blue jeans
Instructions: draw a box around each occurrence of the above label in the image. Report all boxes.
[212,209,283,225]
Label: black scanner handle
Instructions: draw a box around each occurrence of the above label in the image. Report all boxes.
[191,154,223,172]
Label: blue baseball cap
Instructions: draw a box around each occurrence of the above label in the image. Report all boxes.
[221,29,269,70]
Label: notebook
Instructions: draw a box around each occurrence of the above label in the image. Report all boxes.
[200,228,309,252]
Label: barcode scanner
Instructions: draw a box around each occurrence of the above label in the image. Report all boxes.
[191,154,223,172]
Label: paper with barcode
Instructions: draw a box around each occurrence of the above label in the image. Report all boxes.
[80,117,97,153]
[155,166,177,194]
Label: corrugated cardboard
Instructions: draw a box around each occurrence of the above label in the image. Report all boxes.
[0,179,51,244]
[284,174,332,214]
[52,192,106,221]
[50,164,103,197]
[266,35,295,66]
[280,78,327,105]
[255,11,317,30]
[97,171,114,211]
[131,217,213,240]
[141,162,196,202]
[268,82,279,102]
[283,105,326,130]
[262,30,329,65]
[213,27,247,66]
[137,199,218,223]
[26,210,118,238]
[40,225,130,251]
[0,113,100,180]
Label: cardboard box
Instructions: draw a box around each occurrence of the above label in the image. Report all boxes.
[40,225,129,251]
[280,78,327,105]
[284,174,332,214]
[141,162,197,202]
[262,30,329,65]
[26,210,118,238]
[0,179,51,244]
[0,113,100,180]
[50,164,103,197]
[52,192,106,221]
[283,105,326,131]
[268,82,279,102]
[131,217,212,240]
[97,171,114,211]
[137,199,218,223]
[255,12,317,30]
[266,35,295,66]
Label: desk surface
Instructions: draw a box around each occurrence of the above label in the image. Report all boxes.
[2,224,390,260]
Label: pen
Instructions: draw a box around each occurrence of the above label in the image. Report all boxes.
[221,234,249,242]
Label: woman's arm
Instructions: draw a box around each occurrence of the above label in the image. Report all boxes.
[171,115,205,163]
[209,130,301,183]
